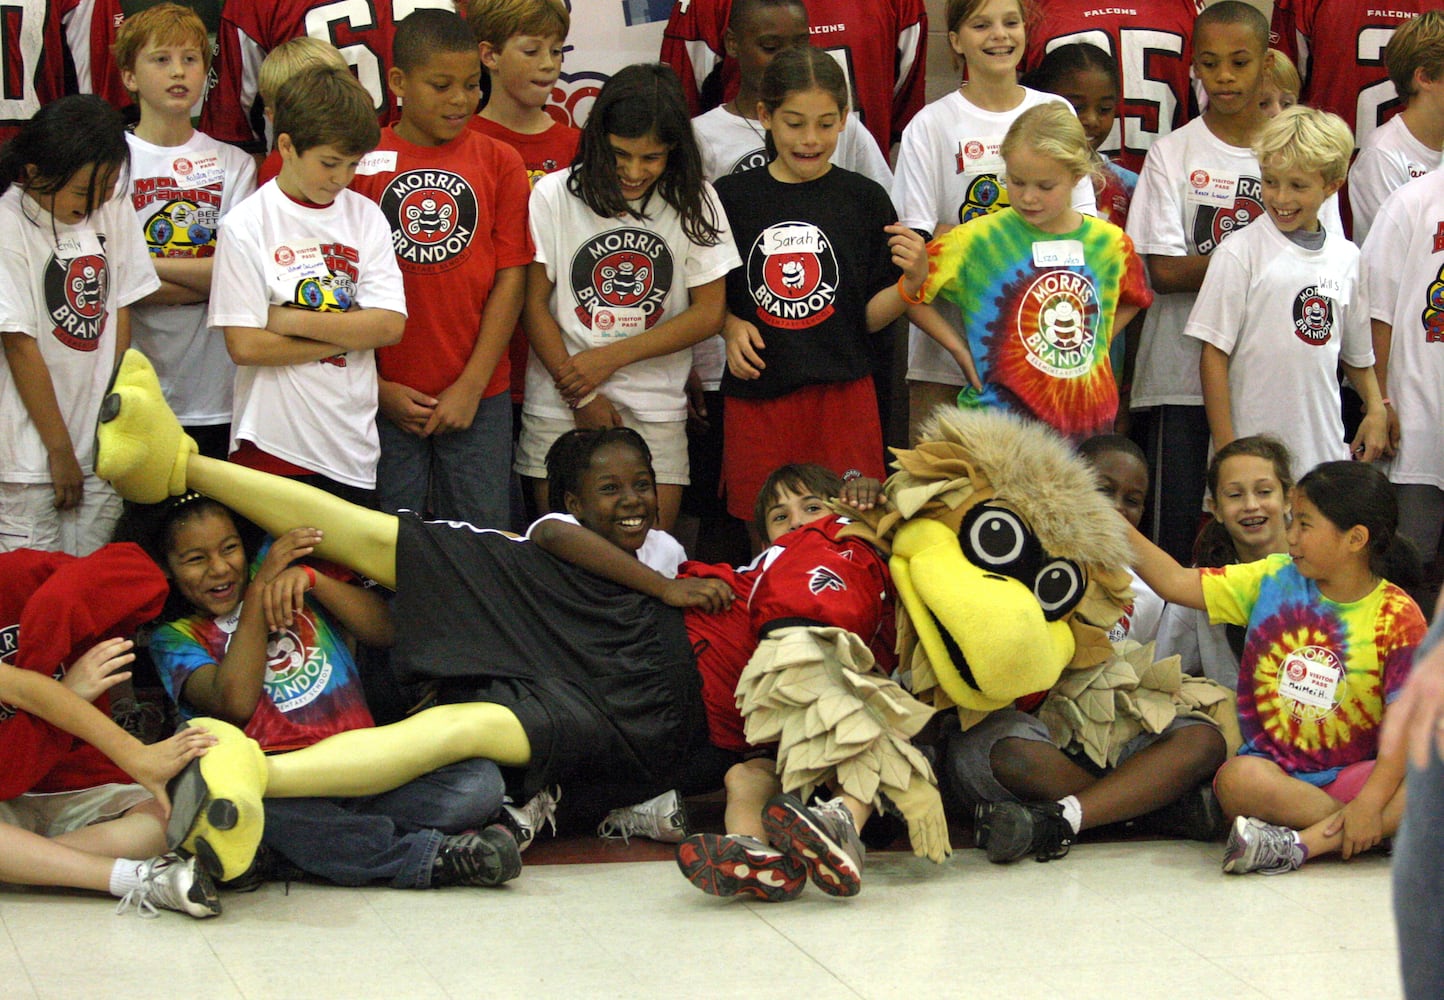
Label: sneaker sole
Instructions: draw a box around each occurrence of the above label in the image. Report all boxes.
[675,835,805,903]
[762,796,861,898]
[186,866,222,918]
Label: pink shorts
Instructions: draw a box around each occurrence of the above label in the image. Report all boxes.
[1321,760,1376,803]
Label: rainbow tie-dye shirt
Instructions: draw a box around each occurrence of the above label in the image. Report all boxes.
[1201,554,1424,774]
[917,209,1151,441]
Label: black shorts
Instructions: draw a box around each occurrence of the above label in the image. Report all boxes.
[392,515,708,814]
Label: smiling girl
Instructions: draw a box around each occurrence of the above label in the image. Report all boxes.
[711,46,945,548]
[516,63,739,531]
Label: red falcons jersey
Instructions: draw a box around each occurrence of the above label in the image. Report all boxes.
[1272,0,1444,148]
[0,1,69,142]
[60,0,130,110]
[1023,0,1203,174]
[660,0,926,151]
[200,0,455,149]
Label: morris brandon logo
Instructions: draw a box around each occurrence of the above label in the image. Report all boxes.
[0,623,18,722]
[1292,286,1333,345]
[45,250,108,350]
[570,227,673,329]
[727,147,769,174]
[1193,176,1262,255]
[1017,270,1097,378]
[380,169,477,273]
[746,222,838,330]
[265,623,333,713]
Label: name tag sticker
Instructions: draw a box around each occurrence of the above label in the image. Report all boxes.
[1278,647,1343,712]
[956,136,1006,175]
[356,150,398,175]
[590,305,646,344]
[1185,168,1240,207]
[171,150,224,187]
[54,231,103,259]
[1033,240,1085,267]
[1316,274,1348,306]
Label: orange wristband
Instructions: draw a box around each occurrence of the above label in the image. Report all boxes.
[301,565,317,590]
[897,275,926,305]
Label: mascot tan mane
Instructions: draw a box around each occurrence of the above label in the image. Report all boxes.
[851,407,1135,724]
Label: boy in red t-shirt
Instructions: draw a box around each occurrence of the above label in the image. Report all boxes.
[465,0,580,524]
[352,9,532,526]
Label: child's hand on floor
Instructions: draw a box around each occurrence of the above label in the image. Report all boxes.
[61,637,135,703]
[121,725,217,817]
[660,577,734,614]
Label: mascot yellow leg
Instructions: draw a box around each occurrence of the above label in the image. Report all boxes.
[99,351,533,879]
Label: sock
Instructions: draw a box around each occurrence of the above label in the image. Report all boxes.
[1057,795,1083,835]
[1292,832,1309,868]
[109,858,147,898]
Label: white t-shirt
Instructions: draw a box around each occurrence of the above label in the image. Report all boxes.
[690,106,892,391]
[209,181,406,489]
[892,88,1098,385]
[1156,601,1239,691]
[0,187,158,483]
[526,511,685,577]
[1348,115,1444,246]
[1128,117,1348,408]
[1362,169,1444,488]
[524,169,740,422]
[1183,220,1373,480]
[126,131,257,424]
[1108,569,1164,645]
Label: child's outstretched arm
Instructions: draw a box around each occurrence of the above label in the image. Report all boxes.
[865,223,930,331]
[1145,253,1211,294]
[906,304,982,391]
[1127,521,1206,609]
[1,333,82,510]
[1199,342,1235,449]
[0,658,214,814]
[1370,318,1401,454]
[529,517,734,613]
[553,278,726,405]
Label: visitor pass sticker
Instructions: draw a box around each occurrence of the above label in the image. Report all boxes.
[1278,645,1343,711]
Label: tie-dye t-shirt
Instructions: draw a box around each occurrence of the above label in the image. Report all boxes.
[1201,554,1424,774]
[152,547,374,753]
[917,208,1152,441]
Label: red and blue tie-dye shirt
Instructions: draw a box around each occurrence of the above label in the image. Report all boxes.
[917,208,1152,441]
[152,547,374,753]
[1201,554,1425,774]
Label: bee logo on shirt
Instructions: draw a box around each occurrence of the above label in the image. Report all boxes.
[1292,287,1334,346]
[571,227,673,329]
[747,222,838,329]
[44,250,109,351]
[1193,176,1263,256]
[379,169,477,274]
[1017,270,1098,379]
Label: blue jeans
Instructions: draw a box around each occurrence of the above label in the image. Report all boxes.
[376,391,512,528]
[261,758,505,889]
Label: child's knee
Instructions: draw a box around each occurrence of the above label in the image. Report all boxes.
[724,759,778,802]
[1214,754,1274,812]
[1170,722,1228,777]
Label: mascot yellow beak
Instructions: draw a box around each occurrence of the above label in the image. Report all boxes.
[890,515,1078,712]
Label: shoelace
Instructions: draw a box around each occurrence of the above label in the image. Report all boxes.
[1033,812,1074,863]
[1251,823,1301,874]
[114,859,167,919]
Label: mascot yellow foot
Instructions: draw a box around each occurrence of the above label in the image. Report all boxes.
[166,717,269,882]
[96,350,195,503]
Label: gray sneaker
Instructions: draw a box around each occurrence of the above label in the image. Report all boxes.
[762,793,864,897]
[115,853,220,919]
[1222,816,1305,875]
[500,786,560,852]
[431,826,523,887]
[597,789,689,844]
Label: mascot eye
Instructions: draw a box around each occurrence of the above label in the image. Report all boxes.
[1033,559,1084,620]
[963,506,1029,568]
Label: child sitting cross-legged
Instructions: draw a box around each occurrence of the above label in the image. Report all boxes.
[1132,461,1426,874]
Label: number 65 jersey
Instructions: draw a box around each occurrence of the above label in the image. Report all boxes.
[200,0,457,150]
[1023,0,1203,175]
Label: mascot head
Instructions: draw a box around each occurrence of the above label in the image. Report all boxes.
[843,408,1133,715]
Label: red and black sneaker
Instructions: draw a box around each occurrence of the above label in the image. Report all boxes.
[761,794,863,898]
[675,833,806,903]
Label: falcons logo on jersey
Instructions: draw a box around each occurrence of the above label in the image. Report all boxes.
[808,566,847,595]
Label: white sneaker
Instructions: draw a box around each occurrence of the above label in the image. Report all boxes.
[500,786,560,852]
[597,789,689,844]
[115,853,220,919]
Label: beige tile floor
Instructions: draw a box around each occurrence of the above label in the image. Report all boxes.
[0,838,1402,999]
